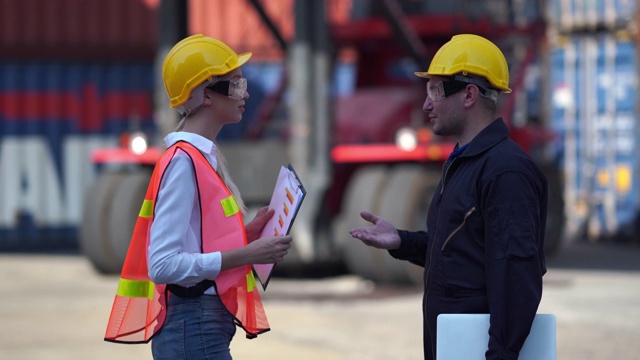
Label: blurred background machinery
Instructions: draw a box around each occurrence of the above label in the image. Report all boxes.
[1,0,638,285]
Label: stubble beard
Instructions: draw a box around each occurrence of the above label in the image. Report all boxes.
[432,114,465,138]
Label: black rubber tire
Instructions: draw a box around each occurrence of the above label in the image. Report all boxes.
[334,166,389,282]
[377,165,440,286]
[541,163,565,254]
[79,173,125,274]
[107,171,152,272]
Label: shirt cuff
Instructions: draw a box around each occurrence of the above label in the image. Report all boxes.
[201,251,222,279]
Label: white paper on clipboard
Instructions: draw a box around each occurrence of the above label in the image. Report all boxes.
[253,164,306,290]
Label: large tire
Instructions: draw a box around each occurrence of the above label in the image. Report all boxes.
[334,166,389,282]
[541,163,565,254]
[107,171,152,272]
[79,173,125,274]
[377,165,440,286]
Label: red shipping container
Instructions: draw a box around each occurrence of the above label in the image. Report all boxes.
[187,0,352,61]
[0,0,158,61]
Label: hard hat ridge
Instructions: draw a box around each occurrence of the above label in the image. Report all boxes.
[162,34,252,109]
[414,34,511,94]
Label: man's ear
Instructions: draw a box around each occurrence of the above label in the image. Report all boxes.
[463,84,480,107]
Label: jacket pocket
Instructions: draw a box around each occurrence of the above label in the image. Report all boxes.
[441,207,477,251]
[489,204,538,259]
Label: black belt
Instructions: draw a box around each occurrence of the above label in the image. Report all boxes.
[167,280,216,298]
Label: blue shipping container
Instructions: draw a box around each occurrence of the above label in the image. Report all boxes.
[0,62,156,250]
[0,61,337,250]
[549,33,640,241]
[548,0,635,31]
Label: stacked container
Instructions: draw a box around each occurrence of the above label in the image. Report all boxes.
[0,0,158,249]
[547,0,640,241]
[0,0,352,250]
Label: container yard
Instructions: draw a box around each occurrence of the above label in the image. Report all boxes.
[3,0,640,359]
[0,0,638,270]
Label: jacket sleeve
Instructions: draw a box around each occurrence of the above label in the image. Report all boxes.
[482,171,546,360]
[388,229,428,267]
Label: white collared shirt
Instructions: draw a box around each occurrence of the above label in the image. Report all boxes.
[147,131,222,294]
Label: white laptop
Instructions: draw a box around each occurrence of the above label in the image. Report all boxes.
[437,314,556,360]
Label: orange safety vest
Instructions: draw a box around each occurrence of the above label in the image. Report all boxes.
[104,141,269,343]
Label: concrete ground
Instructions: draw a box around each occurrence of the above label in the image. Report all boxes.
[1,240,640,360]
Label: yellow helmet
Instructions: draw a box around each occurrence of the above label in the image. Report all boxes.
[162,34,252,108]
[415,34,511,93]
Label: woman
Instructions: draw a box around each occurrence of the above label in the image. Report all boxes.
[104,35,292,360]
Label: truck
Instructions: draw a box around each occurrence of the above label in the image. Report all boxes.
[77,0,565,285]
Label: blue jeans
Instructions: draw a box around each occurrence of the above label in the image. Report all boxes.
[151,295,236,360]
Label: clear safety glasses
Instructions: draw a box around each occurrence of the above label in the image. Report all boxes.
[426,79,468,102]
[208,78,248,100]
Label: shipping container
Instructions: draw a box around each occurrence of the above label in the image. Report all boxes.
[0,0,294,250]
[549,32,640,241]
[0,0,158,61]
[547,0,636,32]
[350,0,543,26]
[187,0,351,61]
[0,61,156,249]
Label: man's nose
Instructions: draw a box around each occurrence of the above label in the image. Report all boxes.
[422,96,433,112]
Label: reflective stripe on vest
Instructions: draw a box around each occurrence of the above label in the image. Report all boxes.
[104,141,269,343]
[116,278,155,300]
[221,195,240,217]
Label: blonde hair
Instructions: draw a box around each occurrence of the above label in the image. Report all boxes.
[174,118,247,215]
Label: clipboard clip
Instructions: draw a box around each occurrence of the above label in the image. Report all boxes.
[287,172,302,194]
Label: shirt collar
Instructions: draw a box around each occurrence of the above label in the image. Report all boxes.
[163,131,218,169]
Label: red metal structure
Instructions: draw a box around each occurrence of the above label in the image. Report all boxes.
[81,0,563,283]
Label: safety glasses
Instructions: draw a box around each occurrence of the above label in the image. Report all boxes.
[208,78,247,100]
[426,79,468,102]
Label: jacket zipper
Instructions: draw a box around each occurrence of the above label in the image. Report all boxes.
[441,207,477,251]
[440,159,454,195]
[425,159,454,360]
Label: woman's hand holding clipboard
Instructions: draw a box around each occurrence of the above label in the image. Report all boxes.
[252,164,306,290]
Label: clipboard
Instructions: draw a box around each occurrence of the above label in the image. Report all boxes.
[252,164,306,290]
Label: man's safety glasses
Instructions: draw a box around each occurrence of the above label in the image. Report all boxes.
[426,79,468,102]
[208,78,247,100]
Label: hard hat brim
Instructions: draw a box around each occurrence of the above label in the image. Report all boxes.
[236,52,252,68]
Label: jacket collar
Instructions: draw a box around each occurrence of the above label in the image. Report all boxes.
[457,118,510,158]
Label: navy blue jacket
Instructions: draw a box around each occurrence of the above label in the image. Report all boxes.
[390,118,547,360]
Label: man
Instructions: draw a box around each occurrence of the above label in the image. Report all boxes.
[349,34,547,360]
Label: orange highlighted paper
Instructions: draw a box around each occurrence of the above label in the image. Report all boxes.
[253,164,306,290]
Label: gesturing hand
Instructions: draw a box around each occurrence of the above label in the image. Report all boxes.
[349,211,401,250]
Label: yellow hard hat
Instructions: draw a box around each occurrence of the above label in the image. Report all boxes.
[415,34,511,93]
[162,34,252,108]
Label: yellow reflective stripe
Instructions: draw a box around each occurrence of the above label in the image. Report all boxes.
[246,272,256,292]
[117,278,155,300]
[139,199,154,218]
[221,196,239,217]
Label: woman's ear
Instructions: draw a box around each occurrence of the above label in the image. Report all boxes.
[202,88,213,105]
